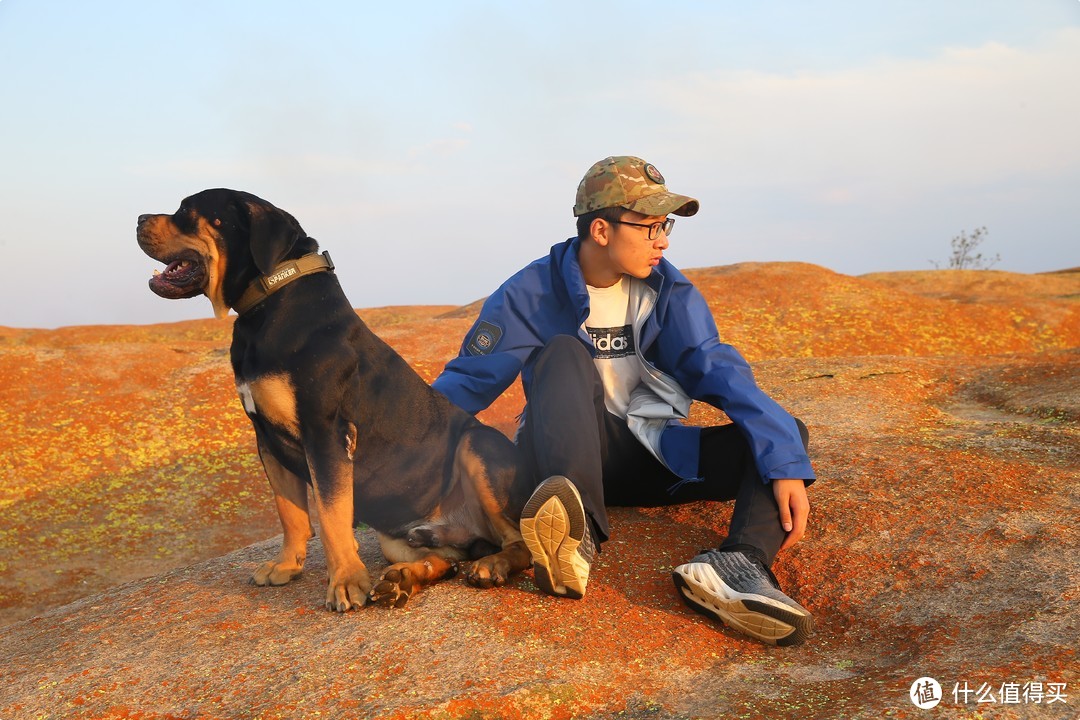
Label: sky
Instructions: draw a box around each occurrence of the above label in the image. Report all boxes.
[1,1,1078,329]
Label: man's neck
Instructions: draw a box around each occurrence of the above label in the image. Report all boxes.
[577,241,621,288]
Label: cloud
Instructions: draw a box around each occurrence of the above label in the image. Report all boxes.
[655,27,1080,194]
[407,136,471,159]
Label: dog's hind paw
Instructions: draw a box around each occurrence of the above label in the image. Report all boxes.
[464,542,530,589]
[463,557,510,589]
[406,526,441,548]
[368,566,417,608]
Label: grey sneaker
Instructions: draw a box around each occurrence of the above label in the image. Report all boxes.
[672,549,813,646]
[519,475,595,599]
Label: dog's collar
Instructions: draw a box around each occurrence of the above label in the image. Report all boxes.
[234,251,335,316]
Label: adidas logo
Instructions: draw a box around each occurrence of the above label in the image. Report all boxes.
[587,325,634,359]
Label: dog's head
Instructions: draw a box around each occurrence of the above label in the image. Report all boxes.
[136,189,316,318]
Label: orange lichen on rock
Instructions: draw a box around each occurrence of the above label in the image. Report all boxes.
[0,265,1076,718]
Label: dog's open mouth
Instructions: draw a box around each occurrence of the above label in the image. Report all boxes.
[149,253,207,299]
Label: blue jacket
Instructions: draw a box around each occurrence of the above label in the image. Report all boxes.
[432,238,816,484]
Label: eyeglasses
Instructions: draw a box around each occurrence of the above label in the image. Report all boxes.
[610,217,675,241]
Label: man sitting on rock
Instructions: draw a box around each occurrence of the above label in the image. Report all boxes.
[432,155,816,646]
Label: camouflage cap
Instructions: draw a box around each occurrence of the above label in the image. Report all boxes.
[573,156,699,218]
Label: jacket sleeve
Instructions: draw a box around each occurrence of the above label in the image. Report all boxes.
[432,280,539,415]
[655,284,816,483]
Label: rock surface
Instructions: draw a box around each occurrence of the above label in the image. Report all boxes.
[1,263,1077,719]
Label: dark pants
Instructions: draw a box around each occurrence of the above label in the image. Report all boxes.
[516,335,809,567]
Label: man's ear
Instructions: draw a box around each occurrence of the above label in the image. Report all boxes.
[590,217,611,247]
[245,201,305,275]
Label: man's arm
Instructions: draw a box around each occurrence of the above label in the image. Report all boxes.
[431,281,536,414]
[433,348,524,414]
[656,282,816,485]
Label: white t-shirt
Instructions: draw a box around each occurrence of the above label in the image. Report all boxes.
[585,276,641,418]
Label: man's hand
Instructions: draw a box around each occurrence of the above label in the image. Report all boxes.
[772,478,810,551]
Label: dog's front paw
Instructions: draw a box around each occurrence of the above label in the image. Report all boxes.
[325,565,371,612]
[252,558,304,586]
[368,565,419,608]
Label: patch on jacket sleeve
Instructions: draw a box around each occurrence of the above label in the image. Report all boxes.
[467,321,503,356]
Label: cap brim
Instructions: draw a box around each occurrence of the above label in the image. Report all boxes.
[624,191,699,217]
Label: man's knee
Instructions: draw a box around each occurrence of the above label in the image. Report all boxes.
[535,334,592,375]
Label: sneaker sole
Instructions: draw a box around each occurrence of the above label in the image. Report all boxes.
[519,477,588,599]
[672,562,813,646]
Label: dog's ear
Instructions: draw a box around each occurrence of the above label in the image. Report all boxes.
[244,199,306,275]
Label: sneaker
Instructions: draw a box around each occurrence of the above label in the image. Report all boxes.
[672,549,813,646]
[519,475,595,599]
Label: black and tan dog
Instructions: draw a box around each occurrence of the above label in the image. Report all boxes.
[136,189,533,610]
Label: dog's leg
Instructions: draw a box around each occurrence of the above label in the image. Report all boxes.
[456,433,533,589]
[464,509,531,589]
[307,447,371,612]
[252,446,314,587]
[369,533,462,608]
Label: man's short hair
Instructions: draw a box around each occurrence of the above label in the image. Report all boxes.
[576,206,625,242]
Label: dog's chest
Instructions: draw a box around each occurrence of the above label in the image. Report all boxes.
[235,373,301,438]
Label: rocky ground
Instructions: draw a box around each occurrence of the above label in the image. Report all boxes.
[0,264,1076,719]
